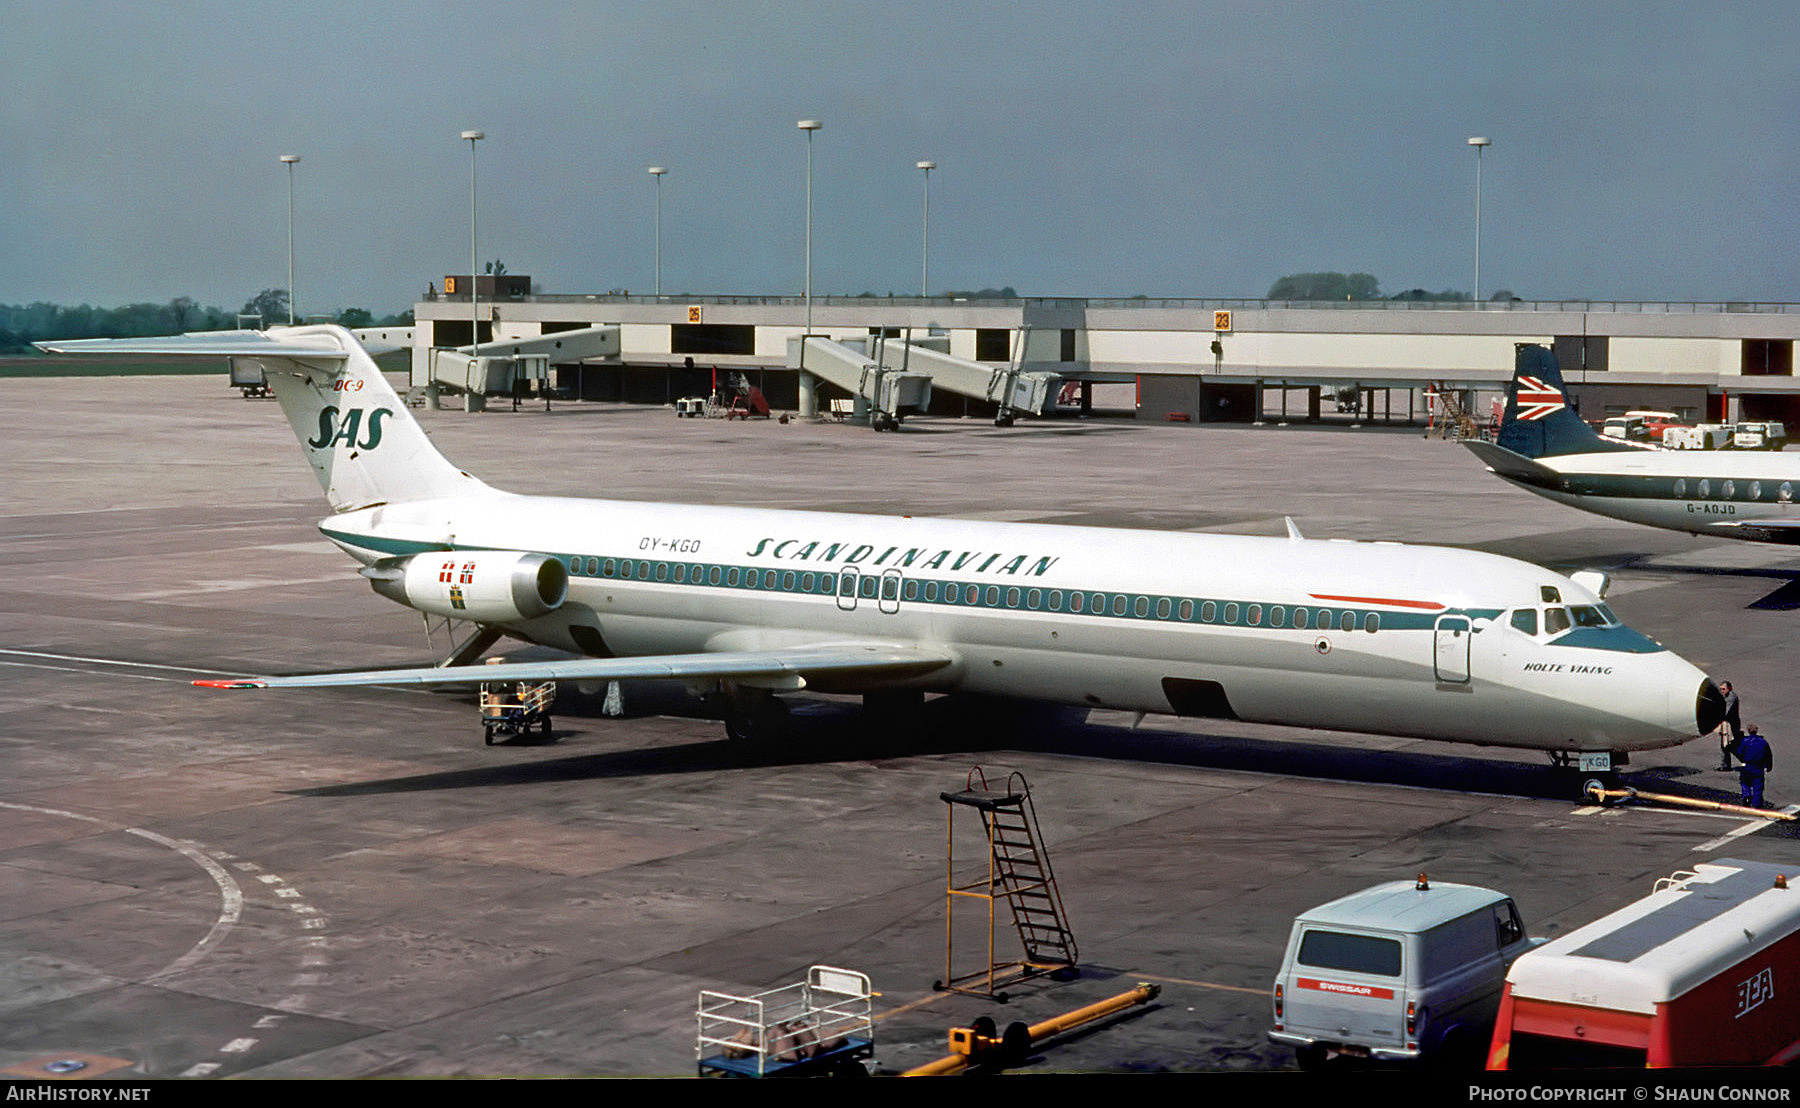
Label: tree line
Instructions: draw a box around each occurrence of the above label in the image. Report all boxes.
[1266,272,1518,302]
[0,290,413,353]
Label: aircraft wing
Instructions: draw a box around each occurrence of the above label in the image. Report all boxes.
[1462,440,1564,490]
[194,642,956,690]
[1707,519,1800,544]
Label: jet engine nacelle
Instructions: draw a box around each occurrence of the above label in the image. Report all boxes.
[364,551,568,623]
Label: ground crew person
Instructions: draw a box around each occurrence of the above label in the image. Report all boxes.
[1736,724,1772,809]
[1718,681,1742,769]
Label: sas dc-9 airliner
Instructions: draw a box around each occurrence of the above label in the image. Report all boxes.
[40,327,1724,782]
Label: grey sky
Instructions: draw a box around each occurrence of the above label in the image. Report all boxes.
[3,1,1796,316]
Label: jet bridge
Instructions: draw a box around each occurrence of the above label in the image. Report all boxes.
[425,325,620,411]
[866,332,1061,427]
[790,332,1062,429]
[788,336,933,431]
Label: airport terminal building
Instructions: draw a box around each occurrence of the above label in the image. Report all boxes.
[412,284,1800,429]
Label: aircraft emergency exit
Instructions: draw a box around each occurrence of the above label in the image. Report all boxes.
[40,326,1724,773]
[1468,344,1800,543]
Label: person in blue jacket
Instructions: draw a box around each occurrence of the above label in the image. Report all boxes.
[1735,724,1773,809]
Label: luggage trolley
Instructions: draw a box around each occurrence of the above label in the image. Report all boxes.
[477,658,555,745]
[697,965,874,1077]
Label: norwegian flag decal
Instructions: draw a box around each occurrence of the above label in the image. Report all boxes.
[1514,376,1566,421]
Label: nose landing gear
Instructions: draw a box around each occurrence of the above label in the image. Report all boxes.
[1547,750,1626,802]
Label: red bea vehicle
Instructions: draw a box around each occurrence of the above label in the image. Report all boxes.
[1625,410,1685,442]
[1488,858,1800,1069]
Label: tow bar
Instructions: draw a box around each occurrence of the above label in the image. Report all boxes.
[903,983,1160,1076]
[1584,785,1795,821]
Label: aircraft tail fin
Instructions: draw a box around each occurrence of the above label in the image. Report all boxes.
[38,325,491,511]
[1495,344,1638,459]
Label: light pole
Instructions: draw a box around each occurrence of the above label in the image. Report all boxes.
[462,130,484,355]
[794,120,823,419]
[279,154,299,324]
[648,166,667,296]
[916,159,935,297]
[1468,136,1491,303]
[798,119,822,333]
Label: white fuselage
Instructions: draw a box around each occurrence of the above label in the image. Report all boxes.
[1506,449,1800,541]
[319,492,1709,754]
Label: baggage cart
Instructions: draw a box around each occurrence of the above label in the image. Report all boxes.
[478,677,555,745]
[697,966,874,1077]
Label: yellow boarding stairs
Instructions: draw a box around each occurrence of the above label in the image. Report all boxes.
[1428,382,1483,440]
[936,767,1079,1001]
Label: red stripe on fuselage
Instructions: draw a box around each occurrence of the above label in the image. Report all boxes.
[1307,593,1445,611]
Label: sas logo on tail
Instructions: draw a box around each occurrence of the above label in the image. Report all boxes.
[307,405,393,451]
[1514,376,1566,421]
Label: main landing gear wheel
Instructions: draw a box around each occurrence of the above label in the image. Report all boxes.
[723,696,791,744]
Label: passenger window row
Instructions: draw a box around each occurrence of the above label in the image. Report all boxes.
[1671,478,1794,502]
[550,553,1388,631]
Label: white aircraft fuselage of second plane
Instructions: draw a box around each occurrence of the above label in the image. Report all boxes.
[1469,344,1800,544]
[41,326,1724,762]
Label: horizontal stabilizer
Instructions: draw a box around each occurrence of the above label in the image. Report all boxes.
[35,330,352,359]
[195,642,956,690]
[41,324,486,512]
[1462,440,1563,490]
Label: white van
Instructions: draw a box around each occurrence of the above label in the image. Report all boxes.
[1270,876,1536,1070]
[1601,416,1648,442]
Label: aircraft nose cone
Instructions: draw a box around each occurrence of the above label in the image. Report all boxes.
[1696,678,1727,736]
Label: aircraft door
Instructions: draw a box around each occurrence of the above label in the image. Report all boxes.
[836,567,860,612]
[878,570,902,614]
[1434,615,1471,683]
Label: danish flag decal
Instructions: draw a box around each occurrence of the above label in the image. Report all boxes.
[1514,376,1566,421]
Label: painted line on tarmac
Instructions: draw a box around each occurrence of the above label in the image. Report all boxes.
[0,800,331,1078]
[1570,798,1794,852]
[0,649,443,698]
[132,828,245,983]
[0,648,242,677]
[1693,804,1800,853]
[1130,972,1266,996]
[1,660,186,683]
[0,801,243,981]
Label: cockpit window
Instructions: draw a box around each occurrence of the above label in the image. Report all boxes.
[1595,604,1618,625]
[1570,605,1609,628]
[1540,586,1561,603]
[1544,607,1571,635]
[1510,609,1538,635]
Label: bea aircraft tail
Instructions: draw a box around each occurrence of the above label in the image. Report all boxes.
[1495,344,1639,460]
[39,325,490,512]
